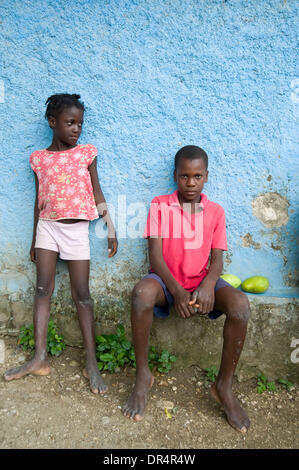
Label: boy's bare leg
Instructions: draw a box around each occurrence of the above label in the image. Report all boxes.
[122,279,167,421]
[67,260,107,394]
[210,286,250,433]
[4,248,57,381]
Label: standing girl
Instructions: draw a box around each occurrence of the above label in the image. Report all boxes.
[4,93,118,394]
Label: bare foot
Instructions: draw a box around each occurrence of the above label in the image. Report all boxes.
[122,370,154,421]
[210,382,250,434]
[83,366,108,394]
[4,359,50,382]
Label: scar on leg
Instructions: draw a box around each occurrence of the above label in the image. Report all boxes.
[230,311,250,323]
[77,298,94,308]
[36,286,49,297]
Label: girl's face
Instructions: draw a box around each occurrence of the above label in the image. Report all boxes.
[49,106,84,147]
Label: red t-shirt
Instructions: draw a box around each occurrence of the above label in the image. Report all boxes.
[143,190,228,291]
[29,144,98,221]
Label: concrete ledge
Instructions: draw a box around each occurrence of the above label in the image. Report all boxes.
[150,295,299,382]
[0,293,298,382]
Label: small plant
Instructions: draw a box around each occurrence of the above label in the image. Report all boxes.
[96,324,176,374]
[18,320,66,357]
[96,324,135,373]
[149,347,176,374]
[205,366,218,384]
[278,378,295,392]
[148,345,159,370]
[257,372,277,394]
[18,324,35,351]
[47,320,66,356]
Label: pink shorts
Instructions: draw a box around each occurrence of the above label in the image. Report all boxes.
[35,219,90,260]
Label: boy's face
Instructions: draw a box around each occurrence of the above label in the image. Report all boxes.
[174,157,208,203]
[48,106,83,147]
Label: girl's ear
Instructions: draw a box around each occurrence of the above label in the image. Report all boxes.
[174,169,177,182]
[48,117,56,129]
[205,170,208,182]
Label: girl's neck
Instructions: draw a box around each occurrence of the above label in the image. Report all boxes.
[46,138,78,152]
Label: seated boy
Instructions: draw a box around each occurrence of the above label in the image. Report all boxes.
[122,145,250,434]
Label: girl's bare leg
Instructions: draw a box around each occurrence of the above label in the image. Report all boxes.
[67,259,107,394]
[4,248,57,381]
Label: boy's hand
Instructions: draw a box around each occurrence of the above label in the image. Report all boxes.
[189,279,215,315]
[173,286,195,319]
[108,234,118,257]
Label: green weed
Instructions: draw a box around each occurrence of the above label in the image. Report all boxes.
[18,320,66,357]
[96,324,176,374]
[18,324,35,351]
[204,366,218,385]
[257,372,277,393]
[148,346,177,374]
[96,324,134,373]
[278,378,295,392]
[47,320,66,356]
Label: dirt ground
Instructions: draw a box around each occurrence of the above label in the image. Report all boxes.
[0,336,298,450]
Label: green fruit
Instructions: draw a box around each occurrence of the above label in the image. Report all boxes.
[241,276,269,294]
[220,274,242,289]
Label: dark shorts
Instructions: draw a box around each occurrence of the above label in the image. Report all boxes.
[142,273,232,320]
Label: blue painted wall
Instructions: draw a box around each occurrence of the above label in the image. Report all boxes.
[0,0,298,296]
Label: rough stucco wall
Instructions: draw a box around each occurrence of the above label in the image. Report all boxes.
[0,0,298,301]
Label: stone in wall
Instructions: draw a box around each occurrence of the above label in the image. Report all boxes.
[0,271,32,297]
[0,296,11,332]
[11,301,33,329]
[252,192,289,228]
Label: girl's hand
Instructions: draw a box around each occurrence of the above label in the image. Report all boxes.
[189,279,215,315]
[173,286,194,319]
[30,245,37,263]
[108,235,118,257]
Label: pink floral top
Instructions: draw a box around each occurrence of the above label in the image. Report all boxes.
[29,144,99,221]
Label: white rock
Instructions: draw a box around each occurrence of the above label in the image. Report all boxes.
[69,360,79,367]
[0,340,5,364]
[102,416,110,425]
[17,354,26,363]
[158,400,175,410]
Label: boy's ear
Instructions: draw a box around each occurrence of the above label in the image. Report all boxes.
[174,169,177,182]
[205,170,208,182]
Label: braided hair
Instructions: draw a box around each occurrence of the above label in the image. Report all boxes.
[45,93,85,119]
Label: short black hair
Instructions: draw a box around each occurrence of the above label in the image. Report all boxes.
[45,93,85,119]
[174,145,208,170]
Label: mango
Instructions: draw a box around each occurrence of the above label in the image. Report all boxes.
[220,274,242,289]
[241,276,269,294]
